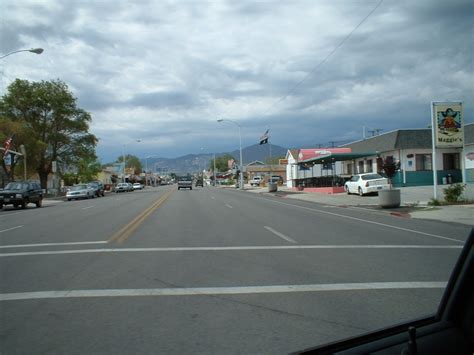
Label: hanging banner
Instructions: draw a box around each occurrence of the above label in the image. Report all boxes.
[432,102,463,148]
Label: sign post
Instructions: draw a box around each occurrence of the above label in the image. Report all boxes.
[431,101,463,200]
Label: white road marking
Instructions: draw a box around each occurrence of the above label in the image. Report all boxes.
[264,226,296,243]
[225,204,233,209]
[81,205,95,210]
[0,241,108,249]
[256,197,464,243]
[0,245,462,257]
[0,281,447,302]
[0,225,24,234]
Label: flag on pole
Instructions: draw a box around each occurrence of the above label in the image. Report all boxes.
[2,135,14,159]
[259,129,269,145]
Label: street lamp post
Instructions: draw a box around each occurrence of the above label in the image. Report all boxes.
[0,48,44,60]
[217,119,244,189]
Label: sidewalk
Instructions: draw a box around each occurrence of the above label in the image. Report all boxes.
[244,184,474,226]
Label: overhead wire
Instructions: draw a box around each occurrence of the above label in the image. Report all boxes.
[260,0,384,118]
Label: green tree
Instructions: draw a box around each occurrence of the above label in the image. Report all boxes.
[117,154,142,174]
[208,154,236,172]
[0,79,98,189]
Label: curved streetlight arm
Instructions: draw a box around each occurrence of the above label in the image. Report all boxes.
[0,48,44,59]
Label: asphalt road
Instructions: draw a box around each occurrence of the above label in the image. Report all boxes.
[0,185,471,354]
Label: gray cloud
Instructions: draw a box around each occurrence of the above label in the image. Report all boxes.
[1,0,472,162]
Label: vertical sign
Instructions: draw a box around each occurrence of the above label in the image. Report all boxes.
[433,102,463,148]
[431,102,463,199]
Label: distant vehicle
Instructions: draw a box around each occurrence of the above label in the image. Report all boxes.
[0,181,43,209]
[133,182,143,190]
[115,182,129,193]
[66,184,95,201]
[178,175,192,190]
[250,176,263,186]
[127,182,134,191]
[344,173,390,196]
[88,181,105,197]
[195,178,204,187]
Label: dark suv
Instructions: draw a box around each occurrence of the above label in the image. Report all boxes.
[0,181,43,209]
[88,181,105,197]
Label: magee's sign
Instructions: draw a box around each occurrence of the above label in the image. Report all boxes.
[432,102,463,148]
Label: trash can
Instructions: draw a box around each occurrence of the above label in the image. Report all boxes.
[268,183,278,192]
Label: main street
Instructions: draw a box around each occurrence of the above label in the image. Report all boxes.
[0,185,471,354]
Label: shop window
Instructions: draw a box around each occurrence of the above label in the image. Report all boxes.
[346,163,353,175]
[366,159,373,173]
[443,153,460,170]
[415,154,432,171]
[358,161,364,173]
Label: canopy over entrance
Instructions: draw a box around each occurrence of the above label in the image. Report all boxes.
[298,152,378,165]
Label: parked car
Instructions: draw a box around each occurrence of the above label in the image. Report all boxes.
[115,182,129,193]
[127,182,134,191]
[133,182,143,190]
[0,181,43,209]
[88,181,105,197]
[66,184,95,200]
[344,173,390,196]
[250,176,263,186]
[268,175,283,184]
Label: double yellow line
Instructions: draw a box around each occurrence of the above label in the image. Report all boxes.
[109,188,175,244]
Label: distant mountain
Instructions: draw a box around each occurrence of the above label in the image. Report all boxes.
[141,143,288,174]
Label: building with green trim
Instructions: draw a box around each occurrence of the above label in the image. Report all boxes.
[340,123,473,187]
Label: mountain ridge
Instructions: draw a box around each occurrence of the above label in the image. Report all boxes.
[141,143,288,174]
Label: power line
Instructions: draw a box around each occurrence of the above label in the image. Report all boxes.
[261,0,383,118]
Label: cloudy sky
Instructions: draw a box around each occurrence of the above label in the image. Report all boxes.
[1,0,473,162]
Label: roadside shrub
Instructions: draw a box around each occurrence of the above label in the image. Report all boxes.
[428,198,441,206]
[443,183,466,203]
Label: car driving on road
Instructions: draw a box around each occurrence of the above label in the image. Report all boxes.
[177,175,192,190]
[344,173,390,196]
[0,181,43,209]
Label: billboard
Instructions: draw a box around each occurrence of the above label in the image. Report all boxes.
[432,102,463,148]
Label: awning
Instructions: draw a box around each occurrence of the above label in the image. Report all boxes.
[298,152,377,165]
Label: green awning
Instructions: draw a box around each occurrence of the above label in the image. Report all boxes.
[298,152,377,165]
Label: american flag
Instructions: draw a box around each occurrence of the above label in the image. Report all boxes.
[2,135,14,159]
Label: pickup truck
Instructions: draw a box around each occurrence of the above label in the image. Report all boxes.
[177,175,193,190]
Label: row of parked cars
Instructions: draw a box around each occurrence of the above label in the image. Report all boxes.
[115,182,144,192]
[66,181,105,201]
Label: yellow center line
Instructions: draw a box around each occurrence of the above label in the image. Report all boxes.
[108,188,175,244]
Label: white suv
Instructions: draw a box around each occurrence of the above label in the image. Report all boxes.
[250,176,263,186]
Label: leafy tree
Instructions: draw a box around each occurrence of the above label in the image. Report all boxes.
[0,79,98,189]
[116,154,142,174]
[208,154,236,172]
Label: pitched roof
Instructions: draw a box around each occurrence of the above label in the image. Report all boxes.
[286,149,299,159]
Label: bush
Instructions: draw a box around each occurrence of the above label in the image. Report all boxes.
[428,198,441,206]
[443,183,466,203]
